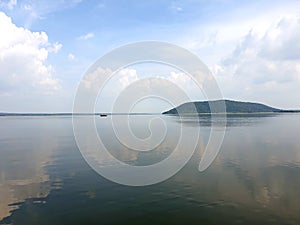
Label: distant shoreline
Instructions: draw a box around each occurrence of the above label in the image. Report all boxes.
[1,100,300,117]
[0,111,299,117]
[0,113,162,117]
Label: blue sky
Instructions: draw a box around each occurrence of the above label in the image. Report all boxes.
[0,0,300,112]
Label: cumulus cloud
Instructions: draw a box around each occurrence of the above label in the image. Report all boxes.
[21,1,82,17]
[165,71,206,100]
[80,67,138,95]
[0,12,61,95]
[79,32,95,40]
[68,53,75,61]
[214,15,300,108]
[81,67,113,92]
[118,68,138,88]
[258,16,300,61]
[8,0,17,9]
[77,67,139,112]
[80,65,206,112]
[48,42,62,53]
[0,0,17,10]
[116,69,203,103]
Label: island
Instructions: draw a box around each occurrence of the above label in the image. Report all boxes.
[162,99,300,115]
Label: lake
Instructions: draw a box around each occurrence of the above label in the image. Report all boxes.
[1,114,300,225]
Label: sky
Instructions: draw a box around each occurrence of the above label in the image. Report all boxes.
[0,0,300,112]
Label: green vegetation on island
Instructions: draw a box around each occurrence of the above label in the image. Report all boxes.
[162,100,300,114]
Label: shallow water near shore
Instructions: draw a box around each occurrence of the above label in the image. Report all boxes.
[1,114,300,225]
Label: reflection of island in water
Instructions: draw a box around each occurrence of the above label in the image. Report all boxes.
[170,112,280,127]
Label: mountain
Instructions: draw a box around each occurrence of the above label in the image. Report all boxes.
[162,100,300,114]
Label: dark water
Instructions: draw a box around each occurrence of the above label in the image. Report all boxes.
[1,114,300,225]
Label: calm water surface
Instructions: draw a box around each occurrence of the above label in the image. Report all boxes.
[1,114,300,225]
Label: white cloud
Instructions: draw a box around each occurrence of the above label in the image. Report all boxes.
[82,66,206,112]
[23,4,32,11]
[162,71,205,101]
[68,53,75,61]
[214,15,300,108]
[0,12,61,95]
[10,0,83,28]
[23,0,82,16]
[81,68,138,94]
[81,67,112,92]
[258,16,300,61]
[118,68,138,88]
[177,1,300,69]
[170,2,183,13]
[8,0,17,9]
[167,71,188,85]
[0,0,17,10]
[79,32,95,40]
[78,67,139,112]
[48,42,62,53]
